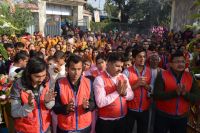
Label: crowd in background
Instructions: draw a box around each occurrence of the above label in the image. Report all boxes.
[0,27,200,133]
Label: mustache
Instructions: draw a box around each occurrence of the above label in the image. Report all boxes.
[116,70,122,73]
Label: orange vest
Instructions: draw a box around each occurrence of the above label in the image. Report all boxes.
[127,66,151,112]
[57,76,92,131]
[14,83,51,133]
[98,72,127,118]
[156,70,192,116]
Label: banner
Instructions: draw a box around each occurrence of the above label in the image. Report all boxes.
[94,10,100,22]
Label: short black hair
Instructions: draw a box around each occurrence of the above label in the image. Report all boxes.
[66,54,82,68]
[47,56,54,62]
[53,50,65,60]
[29,50,44,59]
[123,56,131,62]
[92,48,98,52]
[148,45,156,51]
[15,42,25,48]
[132,46,146,58]
[96,53,106,62]
[116,46,123,50]
[4,43,14,49]
[125,46,133,54]
[36,51,45,59]
[107,52,123,63]
[158,46,165,50]
[13,50,29,63]
[170,50,185,62]
[65,51,72,59]
[29,50,38,58]
[2,34,8,37]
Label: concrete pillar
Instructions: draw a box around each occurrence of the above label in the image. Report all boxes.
[38,0,46,36]
[170,0,175,30]
[73,5,84,27]
[88,15,92,31]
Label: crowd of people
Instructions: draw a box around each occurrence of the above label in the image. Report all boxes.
[0,28,200,133]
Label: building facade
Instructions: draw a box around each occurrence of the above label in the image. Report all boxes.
[23,0,91,36]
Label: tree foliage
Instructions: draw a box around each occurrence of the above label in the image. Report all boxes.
[104,0,171,28]
[184,0,200,30]
[104,0,118,18]
[0,1,34,35]
[85,3,99,13]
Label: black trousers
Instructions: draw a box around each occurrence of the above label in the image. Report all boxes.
[126,110,149,133]
[148,102,156,133]
[154,111,187,133]
[57,126,91,133]
[95,117,127,133]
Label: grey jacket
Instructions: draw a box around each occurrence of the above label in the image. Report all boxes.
[10,78,55,118]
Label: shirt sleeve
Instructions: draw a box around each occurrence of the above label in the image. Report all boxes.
[93,76,119,108]
[123,69,130,78]
[183,77,200,104]
[10,82,34,118]
[57,66,66,79]
[45,101,55,110]
[11,99,34,118]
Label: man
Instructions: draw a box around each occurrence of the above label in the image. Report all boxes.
[10,57,56,133]
[94,52,133,133]
[14,42,25,53]
[8,50,29,81]
[1,34,9,43]
[48,50,66,133]
[49,50,66,88]
[153,51,200,133]
[53,55,95,133]
[123,47,151,133]
[158,46,168,69]
[84,53,107,133]
[149,52,161,95]
[85,53,107,78]
[148,52,161,133]
[2,43,15,74]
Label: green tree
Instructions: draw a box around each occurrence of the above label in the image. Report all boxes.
[0,1,34,35]
[185,0,200,30]
[104,0,129,22]
[104,0,118,18]
[85,3,99,13]
[127,0,171,26]
[104,0,171,25]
